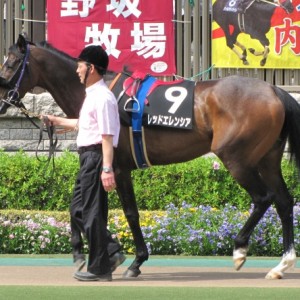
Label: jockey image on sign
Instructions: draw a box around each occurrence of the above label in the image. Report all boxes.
[237,0,277,13]
[237,0,258,13]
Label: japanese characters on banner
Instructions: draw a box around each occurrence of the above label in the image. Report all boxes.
[212,0,300,68]
[47,0,176,76]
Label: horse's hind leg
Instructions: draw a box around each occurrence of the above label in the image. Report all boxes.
[221,144,296,279]
[249,46,270,67]
[231,173,274,270]
[248,34,270,66]
[258,153,296,279]
[217,157,274,270]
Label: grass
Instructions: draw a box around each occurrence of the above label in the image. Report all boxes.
[0,286,299,300]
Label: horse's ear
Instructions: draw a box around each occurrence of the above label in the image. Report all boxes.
[17,34,27,54]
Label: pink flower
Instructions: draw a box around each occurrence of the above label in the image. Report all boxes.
[38,235,45,241]
[213,161,220,170]
[9,234,15,239]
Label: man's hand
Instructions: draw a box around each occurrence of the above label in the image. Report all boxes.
[101,171,116,192]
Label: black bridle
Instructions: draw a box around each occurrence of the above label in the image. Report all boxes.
[0,43,30,108]
[0,42,42,122]
[0,41,58,166]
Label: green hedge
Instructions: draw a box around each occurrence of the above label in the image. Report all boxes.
[0,150,299,211]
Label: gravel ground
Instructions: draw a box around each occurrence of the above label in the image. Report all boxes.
[1,265,300,287]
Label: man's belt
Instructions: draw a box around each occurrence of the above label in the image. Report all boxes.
[77,144,102,154]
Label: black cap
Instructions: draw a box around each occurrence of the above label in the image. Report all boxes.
[77,45,108,75]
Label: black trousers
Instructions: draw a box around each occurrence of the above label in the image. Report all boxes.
[70,149,120,275]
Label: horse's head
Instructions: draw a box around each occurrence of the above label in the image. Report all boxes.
[280,0,294,14]
[0,34,31,114]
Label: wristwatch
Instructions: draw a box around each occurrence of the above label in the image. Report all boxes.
[102,166,113,173]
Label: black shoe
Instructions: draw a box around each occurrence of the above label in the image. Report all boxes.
[73,271,112,282]
[110,252,126,272]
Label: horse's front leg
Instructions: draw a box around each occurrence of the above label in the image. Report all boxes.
[225,27,249,65]
[115,170,149,278]
[234,40,249,65]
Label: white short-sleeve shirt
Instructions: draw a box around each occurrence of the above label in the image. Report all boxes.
[76,79,120,148]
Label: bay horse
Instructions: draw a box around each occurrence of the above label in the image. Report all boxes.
[212,0,294,66]
[1,34,300,279]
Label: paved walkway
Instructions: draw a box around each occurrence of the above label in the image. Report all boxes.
[1,256,300,287]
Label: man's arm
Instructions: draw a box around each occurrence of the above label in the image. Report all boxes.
[45,115,78,131]
[101,134,116,192]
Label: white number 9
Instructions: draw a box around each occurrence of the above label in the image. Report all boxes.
[165,87,187,114]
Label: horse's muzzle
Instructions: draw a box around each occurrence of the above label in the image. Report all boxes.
[0,77,13,89]
[0,87,10,114]
[0,85,9,115]
[0,100,9,114]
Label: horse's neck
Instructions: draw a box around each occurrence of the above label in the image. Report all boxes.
[33,48,85,118]
[249,0,276,16]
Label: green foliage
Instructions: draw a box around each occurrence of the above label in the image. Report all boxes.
[0,150,78,210]
[131,159,249,210]
[0,150,300,211]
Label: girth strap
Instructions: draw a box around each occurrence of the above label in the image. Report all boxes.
[129,127,152,169]
[130,75,156,169]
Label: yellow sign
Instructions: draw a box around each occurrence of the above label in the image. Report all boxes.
[212,0,300,68]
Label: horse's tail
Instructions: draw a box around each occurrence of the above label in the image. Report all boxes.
[273,86,300,172]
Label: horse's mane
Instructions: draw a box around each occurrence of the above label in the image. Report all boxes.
[33,41,128,79]
[36,41,76,63]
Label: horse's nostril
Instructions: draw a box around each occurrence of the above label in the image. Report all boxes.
[0,102,8,114]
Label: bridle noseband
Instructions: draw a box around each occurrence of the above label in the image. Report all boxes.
[0,43,31,109]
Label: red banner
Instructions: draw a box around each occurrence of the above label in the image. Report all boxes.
[47,0,176,75]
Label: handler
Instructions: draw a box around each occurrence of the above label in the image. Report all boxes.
[44,45,125,281]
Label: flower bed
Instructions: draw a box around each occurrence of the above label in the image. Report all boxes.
[1,202,300,256]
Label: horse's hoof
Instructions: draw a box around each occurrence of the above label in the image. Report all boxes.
[243,60,249,65]
[123,268,141,278]
[248,48,255,54]
[265,270,283,280]
[234,257,246,271]
[260,59,266,67]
